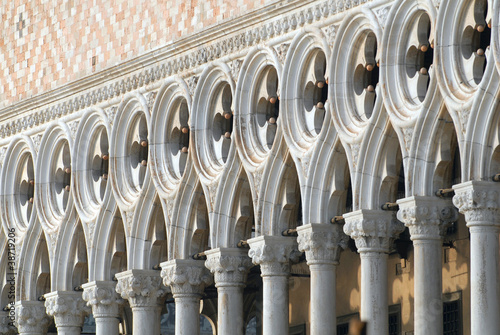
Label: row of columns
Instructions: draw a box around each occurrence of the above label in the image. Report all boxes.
[8,181,500,335]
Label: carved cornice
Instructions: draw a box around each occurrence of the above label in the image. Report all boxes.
[15,301,50,334]
[0,0,371,140]
[397,197,458,240]
[343,210,404,253]
[44,291,91,328]
[82,281,124,318]
[453,181,500,226]
[205,248,253,288]
[247,235,300,277]
[297,223,349,265]
[115,270,168,308]
[161,259,213,298]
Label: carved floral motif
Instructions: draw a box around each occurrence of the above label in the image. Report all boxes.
[45,292,91,328]
[161,259,213,297]
[297,223,349,265]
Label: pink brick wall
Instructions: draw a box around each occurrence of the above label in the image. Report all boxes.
[0,0,270,108]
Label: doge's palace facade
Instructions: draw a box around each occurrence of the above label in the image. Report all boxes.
[1,0,500,334]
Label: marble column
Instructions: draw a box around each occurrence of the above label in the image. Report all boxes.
[15,301,50,335]
[205,248,253,335]
[453,181,500,335]
[397,196,458,335]
[344,210,404,335]
[44,291,91,335]
[161,259,212,335]
[247,235,299,335]
[297,223,348,335]
[115,269,168,335]
[82,281,124,335]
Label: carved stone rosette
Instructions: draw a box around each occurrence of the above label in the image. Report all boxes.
[205,248,253,287]
[297,223,349,265]
[115,269,168,308]
[44,291,91,328]
[453,181,500,226]
[247,235,300,277]
[160,259,213,298]
[343,210,404,253]
[15,300,50,334]
[397,196,458,240]
[82,281,124,318]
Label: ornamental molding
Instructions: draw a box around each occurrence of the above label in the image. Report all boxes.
[115,270,168,308]
[0,0,372,140]
[82,281,124,318]
[297,223,349,265]
[160,259,213,297]
[397,197,458,240]
[44,291,91,328]
[15,301,50,334]
[205,248,253,287]
[453,181,500,226]
[247,235,300,276]
[343,210,404,253]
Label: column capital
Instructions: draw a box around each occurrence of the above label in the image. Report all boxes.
[297,223,348,265]
[161,259,213,298]
[247,235,300,276]
[15,300,50,334]
[343,210,404,253]
[44,291,90,328]
[0,311,15,335]
[205,248,253,287]
[453,181,500,226]
[82,281,124,318]
[397,196,458,240]
[115,269,168,308]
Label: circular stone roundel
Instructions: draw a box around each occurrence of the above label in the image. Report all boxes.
[72,108,111,222]
[191,63,236,184]
[381,2,437,125]
[437,0,493,106]
[331,11,382,142]
[1,136,37,235]
[110,93,150,209]
[149,78,192,197]
[234,46,282,172]
[35,122,74,233]
[281,29,330,156]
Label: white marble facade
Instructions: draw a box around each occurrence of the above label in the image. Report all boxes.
[1,0,500,334]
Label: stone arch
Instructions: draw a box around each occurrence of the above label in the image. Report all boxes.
[52,219,89,291]
[304,117,352,225]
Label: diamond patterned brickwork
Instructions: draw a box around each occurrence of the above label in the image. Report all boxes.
[0,0,270,108]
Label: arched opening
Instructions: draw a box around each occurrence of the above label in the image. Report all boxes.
[106,212,128,281]
[232,170,255,246]
[146,200,168,269]
[189,185,210,256]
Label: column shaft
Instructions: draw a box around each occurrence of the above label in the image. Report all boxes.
[470,226,500,334]
[95,317,120,335]
[360,252,388,335]
[262,275,289,335]
[310,263,336,335]
[413,239,442,334]
[217,286,245,335]
[132,306,161,335]
[175,296,201,335]
[53,326,81,335]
